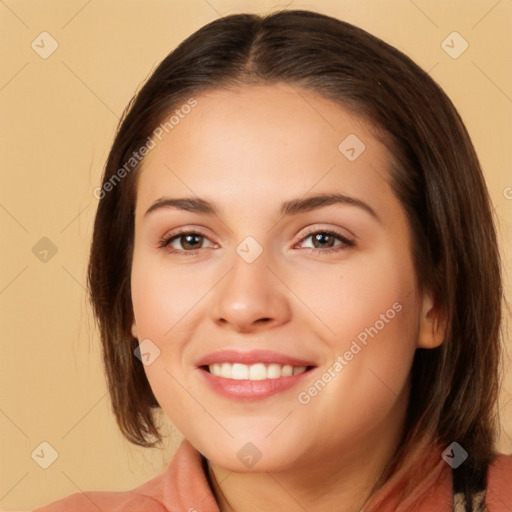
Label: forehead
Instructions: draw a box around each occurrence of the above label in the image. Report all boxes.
[136,83,396,220]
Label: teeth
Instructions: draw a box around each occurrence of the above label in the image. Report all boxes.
[208,363,308,380]
[220,363,231,378]
[267,363,282,379]
[282,365,293,377]
[231,363,249,380]
[249,363,267,381]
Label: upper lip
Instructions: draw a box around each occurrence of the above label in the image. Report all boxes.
[196,350,316,368]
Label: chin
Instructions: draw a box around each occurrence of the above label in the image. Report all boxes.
[193,433,305,473]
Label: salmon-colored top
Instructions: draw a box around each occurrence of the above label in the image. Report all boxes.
[32,438,512,512]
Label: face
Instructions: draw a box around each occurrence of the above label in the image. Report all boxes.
[130,83,441,473]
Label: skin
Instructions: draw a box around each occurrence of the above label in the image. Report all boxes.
[130,83,445,512]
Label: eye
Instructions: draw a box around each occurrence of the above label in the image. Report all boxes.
[296,229,355,254]
[159,230,217,255]
[159,228,355,256]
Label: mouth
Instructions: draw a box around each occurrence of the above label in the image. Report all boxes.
[196,350,317,400]
[202,362,313,380]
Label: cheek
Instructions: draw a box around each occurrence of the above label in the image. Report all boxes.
[130,257,206,431]
[295,245,418,347]
[294,249,420,419]
[293,295,419,457]
[130,254,217,415]
[130,253,211,340]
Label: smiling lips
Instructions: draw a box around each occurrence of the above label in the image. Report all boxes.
[208,362,307,380]
[197,350,316,399]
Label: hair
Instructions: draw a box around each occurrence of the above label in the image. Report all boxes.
[88,8,503,483]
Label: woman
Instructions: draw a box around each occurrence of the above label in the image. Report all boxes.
[34,9,511,512]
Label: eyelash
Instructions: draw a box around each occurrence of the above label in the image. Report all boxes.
[158,228,355,256]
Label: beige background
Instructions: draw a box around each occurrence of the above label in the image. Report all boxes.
[0,0,511,510]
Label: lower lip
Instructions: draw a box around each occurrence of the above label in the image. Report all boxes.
[199,368,314,400]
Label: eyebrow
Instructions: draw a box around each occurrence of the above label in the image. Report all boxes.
[144,193,380,222]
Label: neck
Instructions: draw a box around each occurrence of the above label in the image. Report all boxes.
[206,401,408,512]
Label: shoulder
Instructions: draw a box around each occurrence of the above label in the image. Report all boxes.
[485,453,512,511]
[31,439,214,512]
[30,467,170,512]
[31,490,168,512]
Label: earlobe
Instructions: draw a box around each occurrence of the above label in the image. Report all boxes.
[131,319,138,340]
[417,291,446,349]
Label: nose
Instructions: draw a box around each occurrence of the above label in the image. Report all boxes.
[211,251,292,333]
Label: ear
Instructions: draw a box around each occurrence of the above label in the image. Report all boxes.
[131,318,138,340]
[417,290,446,349]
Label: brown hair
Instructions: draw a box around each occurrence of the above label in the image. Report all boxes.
[88,9,503,477]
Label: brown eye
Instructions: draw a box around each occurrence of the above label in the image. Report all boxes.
[298,230,355,253]
[310,232,337,249]
[159,230,217,255]
[176,233,204,250]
